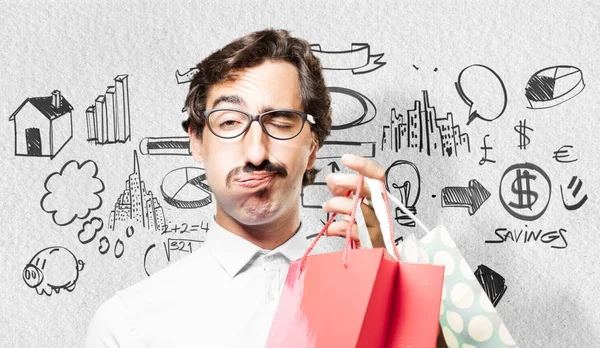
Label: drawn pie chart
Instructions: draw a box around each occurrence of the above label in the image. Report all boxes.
[525,65,585,109]
[160,167,212,209]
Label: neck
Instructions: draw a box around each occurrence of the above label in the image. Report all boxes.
[214,204,301,250]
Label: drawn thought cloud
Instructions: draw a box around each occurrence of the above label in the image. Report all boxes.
[78,217,104,244]
[40,160,105,226]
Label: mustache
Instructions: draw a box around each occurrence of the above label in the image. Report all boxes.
[226,160,288,187]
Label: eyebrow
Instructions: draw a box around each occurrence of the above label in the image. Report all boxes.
[211,94,247,109]
[210,95,281,114]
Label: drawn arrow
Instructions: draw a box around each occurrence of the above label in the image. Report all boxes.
[328,161,340,173]
[441,179,490,215]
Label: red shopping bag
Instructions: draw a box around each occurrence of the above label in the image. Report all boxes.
[266,182,399,348]
[266,175,445,347]
[365,178,445,348]
[387,262,445,347]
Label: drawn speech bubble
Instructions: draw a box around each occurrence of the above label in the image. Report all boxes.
[455,64,507,125]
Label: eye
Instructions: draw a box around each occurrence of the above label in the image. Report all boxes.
[264,112,299,129]
[210,110,247,129]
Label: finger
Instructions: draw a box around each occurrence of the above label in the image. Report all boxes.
[341,154,385,181]
[322,196,380,227]
[325,220,359,241]
[326,172,373,199]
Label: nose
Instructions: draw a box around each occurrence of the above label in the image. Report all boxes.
[23,265,43,288]
[242,119,270,166]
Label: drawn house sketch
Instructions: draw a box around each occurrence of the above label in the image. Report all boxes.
[9,90,73,159]
[108,151,166,232]
[86,74,131,145]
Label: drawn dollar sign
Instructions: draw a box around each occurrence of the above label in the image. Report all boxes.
[508,169,538,209]
[514,119,532,150]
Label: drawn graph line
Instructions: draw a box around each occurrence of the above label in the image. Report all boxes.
[525,65,585,109]
[9,90,73,159]
[310,43,386,74]
[23,246,85,296]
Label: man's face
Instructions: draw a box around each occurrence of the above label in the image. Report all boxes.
[189,60,318,227]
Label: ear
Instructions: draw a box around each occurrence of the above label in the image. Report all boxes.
[188,126,204,163]
[306,135,318,170]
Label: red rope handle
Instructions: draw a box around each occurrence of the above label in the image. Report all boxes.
[299,174,365,272]
[381,180,401,261]
[341,174,364,267]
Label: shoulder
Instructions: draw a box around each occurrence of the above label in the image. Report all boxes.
[85,246,220,347]
[84,294,132,348]
[119,245,217,304]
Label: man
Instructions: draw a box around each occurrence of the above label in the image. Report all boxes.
[84,29,387,347]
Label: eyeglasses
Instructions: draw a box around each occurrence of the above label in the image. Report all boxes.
[202,108,316,140]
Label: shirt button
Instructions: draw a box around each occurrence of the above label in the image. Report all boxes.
[264,255,273,262]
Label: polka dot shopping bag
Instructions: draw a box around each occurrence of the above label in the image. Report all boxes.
[362,177,518,348]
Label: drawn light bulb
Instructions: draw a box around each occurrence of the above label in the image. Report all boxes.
[384,160,421,227]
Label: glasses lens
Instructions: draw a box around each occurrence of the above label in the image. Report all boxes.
[207,110,250,138]
[262,111,304,139]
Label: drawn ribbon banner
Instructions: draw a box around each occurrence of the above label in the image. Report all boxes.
[310,43,386,74]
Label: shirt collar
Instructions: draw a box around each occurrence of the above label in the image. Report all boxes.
[206,216,310,278]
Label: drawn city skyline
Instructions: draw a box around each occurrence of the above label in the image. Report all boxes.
[108,151,166,232]
[86,74,131,145]
[381,90,470,157]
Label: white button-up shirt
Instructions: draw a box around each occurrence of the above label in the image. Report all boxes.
[84,219,310,348]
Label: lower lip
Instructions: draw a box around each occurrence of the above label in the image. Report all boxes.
[235,175,275,188]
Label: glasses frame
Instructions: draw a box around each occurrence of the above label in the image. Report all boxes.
[202,108,316,140]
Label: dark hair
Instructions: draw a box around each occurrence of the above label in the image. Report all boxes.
[182,28,331,186]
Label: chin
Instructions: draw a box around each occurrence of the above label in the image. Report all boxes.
[241,195,278,224]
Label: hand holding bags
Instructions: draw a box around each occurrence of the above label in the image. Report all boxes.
[363,177,518,347]
[265,176,398,348]
[266,175,445,348]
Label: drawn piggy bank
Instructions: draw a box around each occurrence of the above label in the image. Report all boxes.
[23,246,85,296]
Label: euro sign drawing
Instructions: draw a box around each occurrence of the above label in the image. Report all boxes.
[509,169,538,210]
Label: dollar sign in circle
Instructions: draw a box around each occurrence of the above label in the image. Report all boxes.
[509,169,538,209]
[499,163,551,221]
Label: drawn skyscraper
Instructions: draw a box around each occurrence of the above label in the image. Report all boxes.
[86,74,131,145]
[108,151,165,232]
[382,90,469,157]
